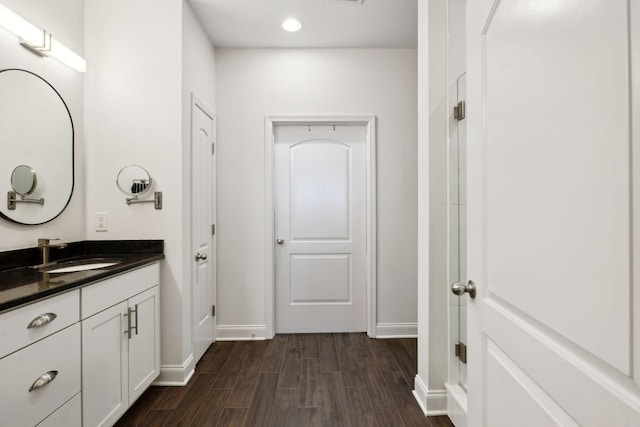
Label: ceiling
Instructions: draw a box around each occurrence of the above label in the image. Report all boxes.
[187,0,418,49]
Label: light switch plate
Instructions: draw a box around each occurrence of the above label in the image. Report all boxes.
[95,212,108,232]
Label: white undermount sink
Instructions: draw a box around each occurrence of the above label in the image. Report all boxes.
[39,258,121,274]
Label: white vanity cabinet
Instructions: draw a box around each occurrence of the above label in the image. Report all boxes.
[81,263,160,427]
[0,290,81,427]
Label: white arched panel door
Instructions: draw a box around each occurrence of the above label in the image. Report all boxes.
[191,97,215,364]
[274,125,366,333]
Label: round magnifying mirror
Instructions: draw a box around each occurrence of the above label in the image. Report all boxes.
[11,165,37,196]
[116,165,152,197]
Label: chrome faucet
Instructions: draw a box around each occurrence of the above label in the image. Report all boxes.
[37,238,67,266]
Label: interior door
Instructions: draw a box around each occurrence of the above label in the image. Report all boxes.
[467,0,639,425]
[191,97,215,364]
[274,125,366,333]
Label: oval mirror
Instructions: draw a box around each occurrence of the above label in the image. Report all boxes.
[0,69,74,225]
[116,165,152,197]
[11,165,37,196]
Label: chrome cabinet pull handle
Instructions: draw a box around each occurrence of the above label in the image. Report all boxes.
[27,312,57,329]
[132,304,138,336]
[125,307,132,339]
[28,370,58,392]
[125,305,139,339]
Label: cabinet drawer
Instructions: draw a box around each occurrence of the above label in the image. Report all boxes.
[0,290,79,357]
[82,263,159,319]
[0,323,81,427]
[37,393,81,427]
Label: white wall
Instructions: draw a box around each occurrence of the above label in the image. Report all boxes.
[215,48,418,337]
[0,0,85,251]
[84,0,190,382]
[427,0,449,398]
[415,0,450,416]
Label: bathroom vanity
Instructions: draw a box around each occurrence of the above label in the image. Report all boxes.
[0,240,163,426]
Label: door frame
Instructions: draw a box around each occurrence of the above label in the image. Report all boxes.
[264,115,377,338]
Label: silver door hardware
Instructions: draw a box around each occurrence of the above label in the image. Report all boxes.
[28,370,58,392]
[276,239,284,245]
[195,252,208,261]
[212,143,215,155]
[132,305,138,336]
[124,305,138,339]
[212,305,216,317]
[455,342,467,364]
[27,312,57,329]
[451,280,476,299]
[212,224,216,236]
[454,100,466,121]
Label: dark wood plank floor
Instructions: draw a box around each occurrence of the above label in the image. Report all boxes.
[115,333,454,427]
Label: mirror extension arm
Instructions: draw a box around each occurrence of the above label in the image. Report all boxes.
[7,191,44,210]
[126,192,162,210]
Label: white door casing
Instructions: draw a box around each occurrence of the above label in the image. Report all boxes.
[467,1,640,426]
[274,125,366,333]
[265,116,377,338]
[191,95,215,364]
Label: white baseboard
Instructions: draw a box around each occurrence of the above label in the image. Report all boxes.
[375,322,418,338]
[154,354,195,386]
[446,382,467,427]
[216,324,268,341]
[414,374,448,416]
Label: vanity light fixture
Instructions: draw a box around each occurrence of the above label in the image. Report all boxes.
[282,18,302,32]
[0,4,86,72]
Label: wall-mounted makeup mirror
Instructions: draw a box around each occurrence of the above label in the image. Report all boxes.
[8,164,44,209]
[12,165,38,196]
[116,165,162,209]
[0,69,74,225]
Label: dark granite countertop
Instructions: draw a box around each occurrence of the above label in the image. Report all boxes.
[0,240,164,313]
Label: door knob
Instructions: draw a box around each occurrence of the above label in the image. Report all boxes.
[451,280,476,299]
[276,238,284,245]
[195,252,208,261]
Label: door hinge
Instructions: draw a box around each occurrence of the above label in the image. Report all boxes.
[455,341,467,364]
[454,100,466,121]
[212,143,215,155]
[212,224,216,236]
[212,305,216,317]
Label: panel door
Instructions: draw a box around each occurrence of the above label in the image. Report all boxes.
[191,97,215,364]
[82,302,128,427]
[128,286,160,405]
[467,0,640,425]
[274,125,366,333]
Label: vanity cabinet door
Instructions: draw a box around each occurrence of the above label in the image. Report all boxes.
[82,301,128,427]
[128,286,160,404]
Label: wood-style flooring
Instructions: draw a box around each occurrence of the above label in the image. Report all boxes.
[115,333,454,427]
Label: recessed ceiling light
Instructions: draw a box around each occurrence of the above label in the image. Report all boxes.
[282,18,302,32]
